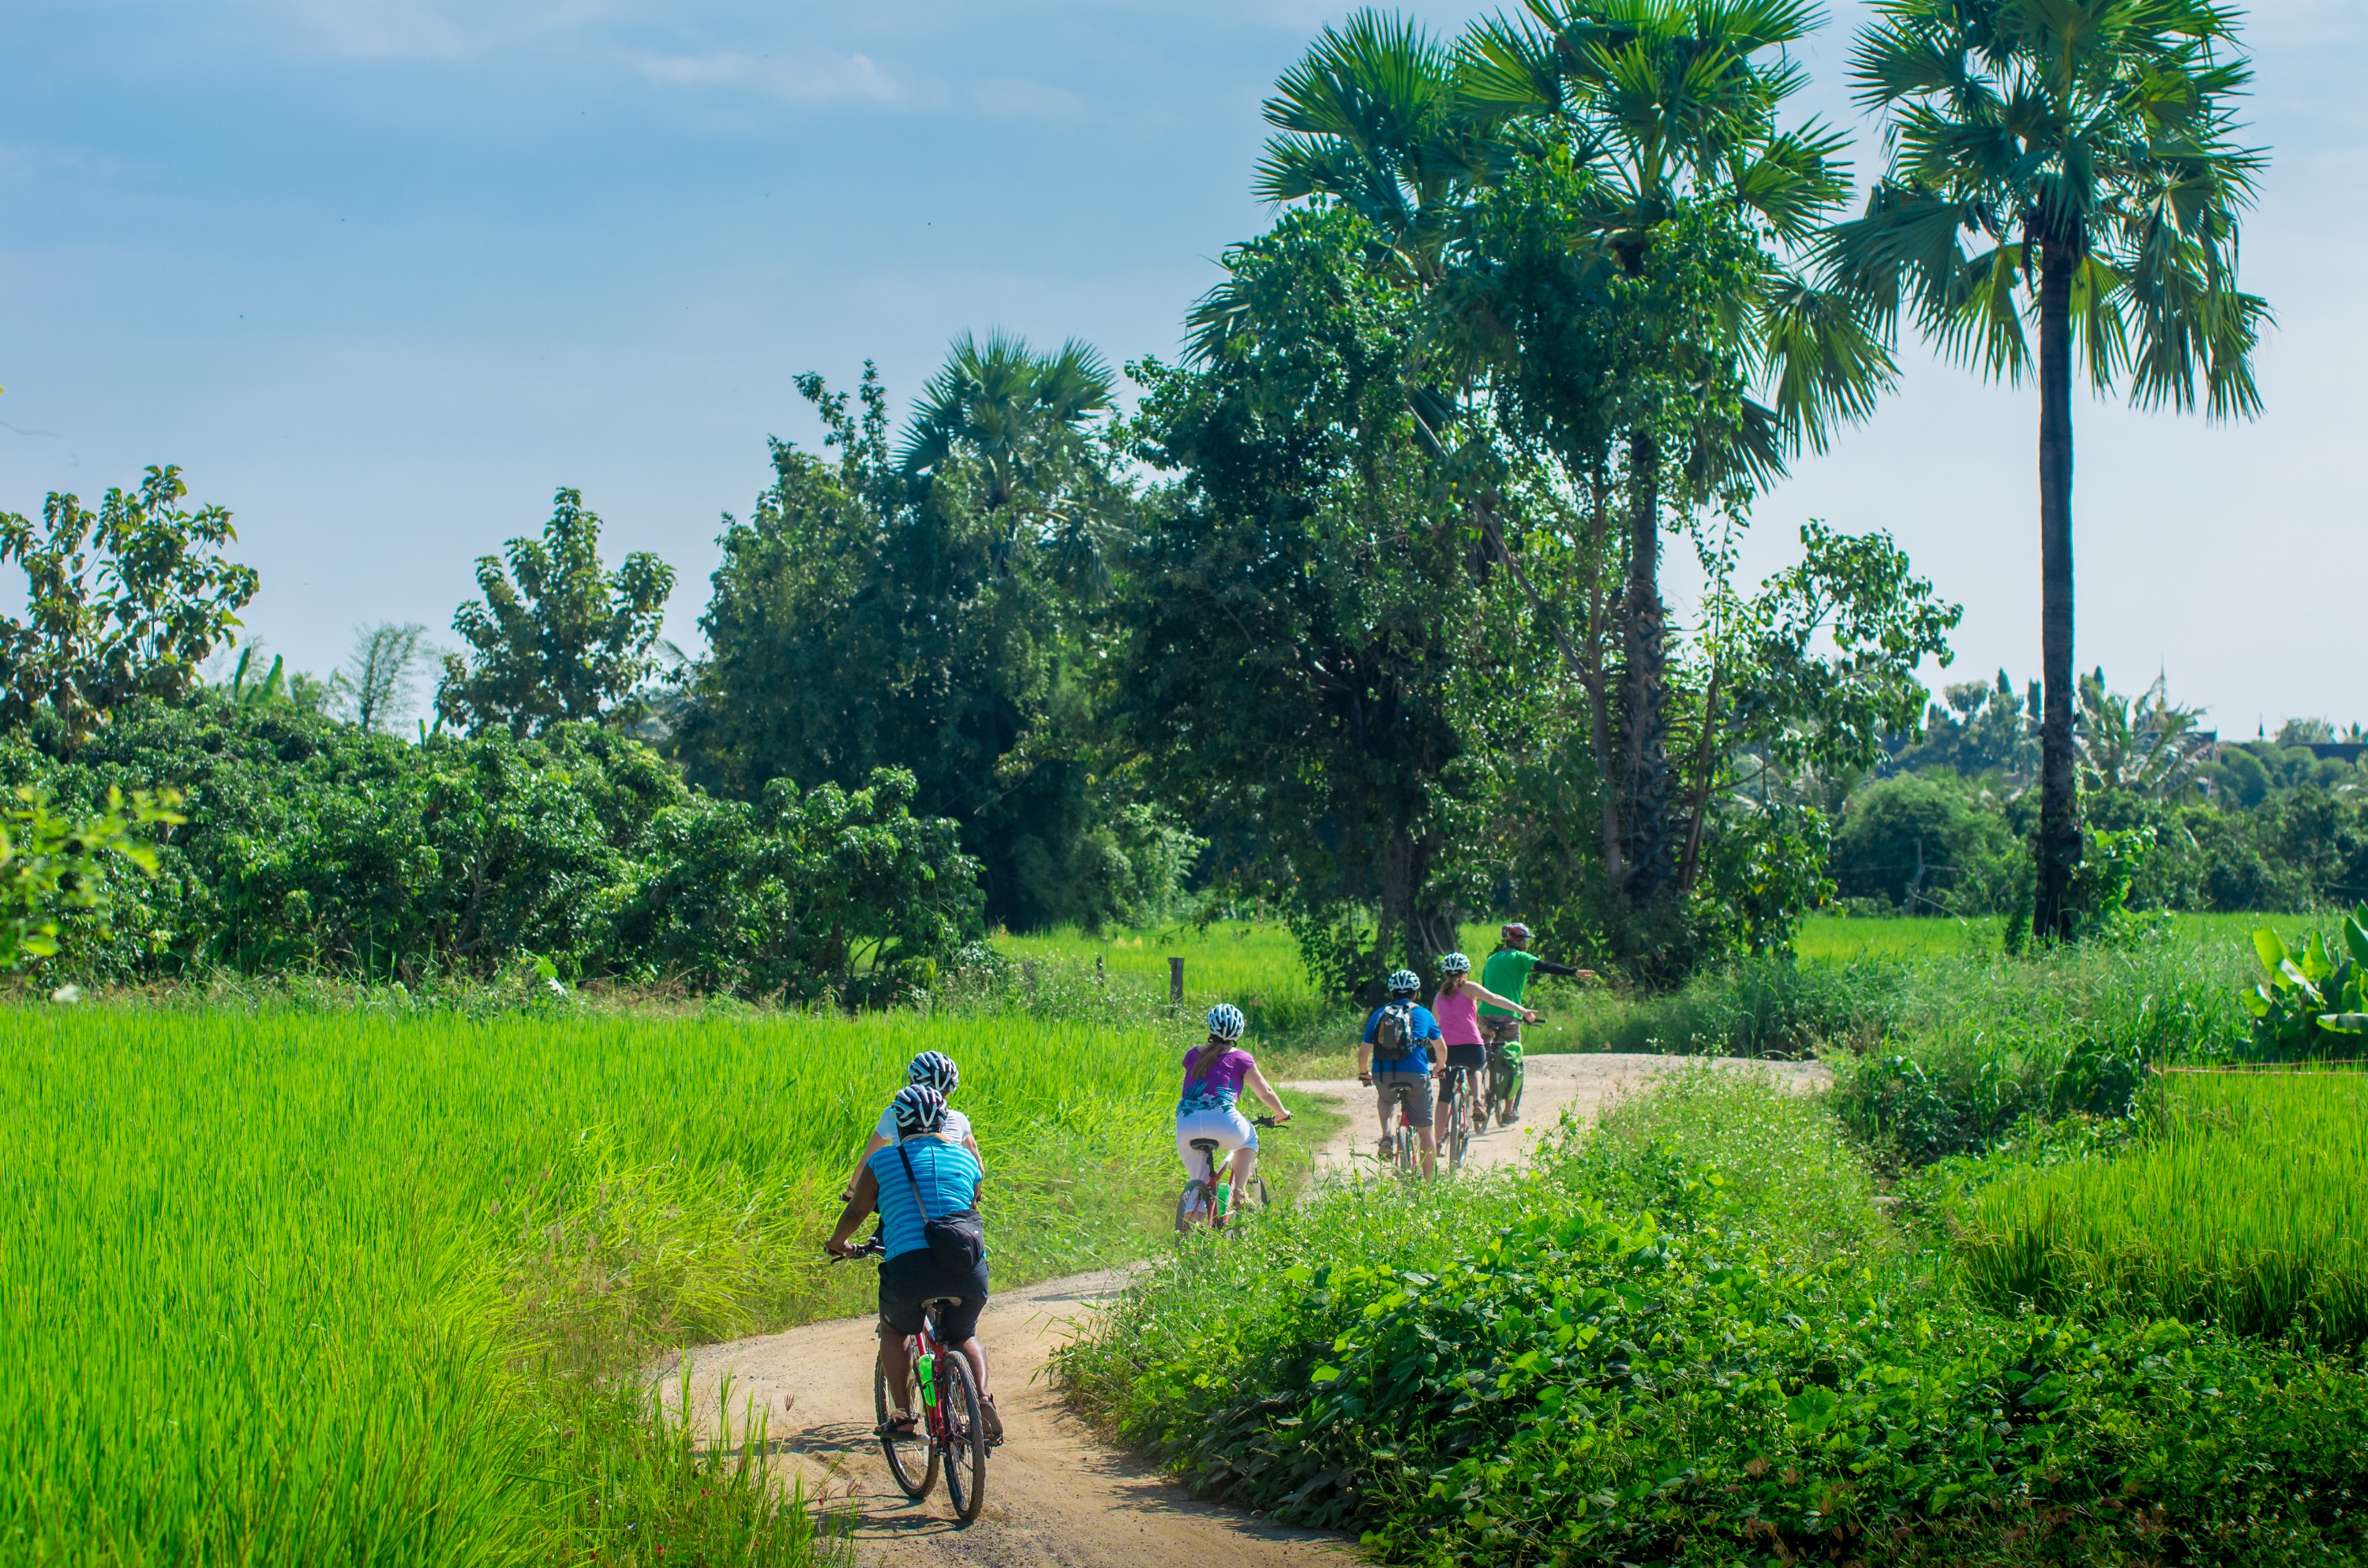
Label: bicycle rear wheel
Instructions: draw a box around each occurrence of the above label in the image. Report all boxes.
[1445,1074,1471,1168]
[936,1345,991,1524]
[875,1349,939,1499]
[1174,1178,1214,1234]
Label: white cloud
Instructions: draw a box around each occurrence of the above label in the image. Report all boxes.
[631,47,934,108]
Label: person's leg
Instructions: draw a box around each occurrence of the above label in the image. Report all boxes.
[1227,1142,1257,1194]
[879,1322,916,1420]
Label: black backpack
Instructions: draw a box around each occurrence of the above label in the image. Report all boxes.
[1373,1001,1418,1057]
[896,1142,986,1272]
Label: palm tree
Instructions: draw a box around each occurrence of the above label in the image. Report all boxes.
[1459,0,1894,900]
[1819,0,2268,940]
[897,330,1115,513]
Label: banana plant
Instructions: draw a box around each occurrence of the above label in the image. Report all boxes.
[2243,904,2368,1057]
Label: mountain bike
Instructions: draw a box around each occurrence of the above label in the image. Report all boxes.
[1482,1019,1530,1128]
[1441,1064,1476,1169]
[1175,1115,1280,1233]
[835,1237,990,1524]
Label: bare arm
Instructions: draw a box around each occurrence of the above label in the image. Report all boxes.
[1242,1061,1291,1121]
[1468,981,1536,1018]
[826,1165,881,1256]
[845,1130,889,1199]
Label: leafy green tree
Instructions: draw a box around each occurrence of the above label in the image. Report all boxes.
[436,489,675,737]
[0,785,180,971]
[1822,0,2268,940]
[1115,208,1538,993]
[1459,0,1896,904]
[676,353,1145,930]
[0,466,260,753]
[341,622,432,732]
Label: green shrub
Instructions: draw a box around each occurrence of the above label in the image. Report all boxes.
[0,694,983,1000]
[1058,1074,2368,1566]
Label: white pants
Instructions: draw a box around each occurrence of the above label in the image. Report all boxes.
[1175,1106,1257,1176]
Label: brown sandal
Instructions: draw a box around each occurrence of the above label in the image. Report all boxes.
[877,1413,920,1440]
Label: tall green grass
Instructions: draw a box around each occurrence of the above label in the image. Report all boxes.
[0,1008,1189,1564]
[1956,1069,2368,1346]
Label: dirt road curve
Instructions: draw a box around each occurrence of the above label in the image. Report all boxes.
[1286,1051,1830,1177]
[669,1051,1826,1564]
[665,1267,1347,1566]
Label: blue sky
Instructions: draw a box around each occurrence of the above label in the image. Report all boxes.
[2,0,2361,734]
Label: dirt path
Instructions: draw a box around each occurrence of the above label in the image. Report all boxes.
[669,1051,1826,1563]
[665,1269,1348,1566]
[1286,1050,1831,1176]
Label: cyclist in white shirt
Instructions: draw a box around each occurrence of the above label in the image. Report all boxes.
[845,1051,980,1199]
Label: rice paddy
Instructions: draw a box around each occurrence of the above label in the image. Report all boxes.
[0,1006,1192,1565]
[1955,1068,2368,1346]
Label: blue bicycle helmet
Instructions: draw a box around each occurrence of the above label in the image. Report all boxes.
[1439,951,1472,975]
[891,1083,948,1136]
[1205,1002,1246,1041]
[1385,968,1421,996]
[906,1050,960,1095]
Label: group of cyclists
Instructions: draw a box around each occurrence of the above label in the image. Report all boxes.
[822,920,1591,1452]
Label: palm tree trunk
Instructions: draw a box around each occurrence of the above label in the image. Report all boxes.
[2033,241,2081,941]
[1620,428,1674,902]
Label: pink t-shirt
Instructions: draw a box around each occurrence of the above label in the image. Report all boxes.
[1433,986,1484,1046]
[1179,1046,1256,1113]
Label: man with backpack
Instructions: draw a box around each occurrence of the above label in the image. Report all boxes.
[1356,969,1442,1178]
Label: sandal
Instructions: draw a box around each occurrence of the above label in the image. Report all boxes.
[876,1413,920,1440]
[980,1394,1006,1446]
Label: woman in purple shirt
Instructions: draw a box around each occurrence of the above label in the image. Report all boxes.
[1176,1003,1292,1217]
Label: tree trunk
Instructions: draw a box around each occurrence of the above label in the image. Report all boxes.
[2033,241,2082,941]
[1619,428,1674,901]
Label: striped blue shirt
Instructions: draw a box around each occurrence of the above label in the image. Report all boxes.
[866,1136,986,1263]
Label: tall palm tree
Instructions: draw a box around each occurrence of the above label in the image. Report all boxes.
[1820,0,2267,940]
[897,330,1115,512]
[1187,11,1496,363]
[1459,0,1894,900]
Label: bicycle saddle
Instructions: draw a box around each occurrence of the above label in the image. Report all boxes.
[1188,1138,1221,1152]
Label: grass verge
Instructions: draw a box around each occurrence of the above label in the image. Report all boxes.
[1055,1071,2368,1566]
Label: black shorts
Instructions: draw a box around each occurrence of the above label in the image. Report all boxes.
[1443,1042,1487,1071]
[879,1249,989,1342]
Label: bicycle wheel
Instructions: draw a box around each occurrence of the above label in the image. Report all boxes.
[1445,1074,1471,1168]
[936,1344,991,1525]
[875,1348,939,1499]
[1174,1179,1213,1234]
[1501,1060,1525,1125]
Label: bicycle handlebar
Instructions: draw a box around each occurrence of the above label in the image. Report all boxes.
[829,1236,887,1262]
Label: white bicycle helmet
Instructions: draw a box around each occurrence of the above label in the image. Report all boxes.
[906,1050,960,1094]
[891,1083,948,1136]
[1439,951,1472,975]
[1205,1002,1246,1041]
[1385,969,1421,996]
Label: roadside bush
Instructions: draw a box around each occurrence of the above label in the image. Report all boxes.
[1829,771,2024,915]
[1059,1074,2368,1566]
[0,694,983,1000]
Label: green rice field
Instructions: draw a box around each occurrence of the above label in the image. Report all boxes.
[0,1008,1196,1565]
[1956,1068,2368,1346]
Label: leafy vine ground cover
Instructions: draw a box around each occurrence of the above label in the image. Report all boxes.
[1056,1073,2368,1566]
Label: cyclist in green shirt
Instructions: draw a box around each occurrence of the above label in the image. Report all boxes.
[1478,922,1596,1123]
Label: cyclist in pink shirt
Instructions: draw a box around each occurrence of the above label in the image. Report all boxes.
[1432,952,1534,1127]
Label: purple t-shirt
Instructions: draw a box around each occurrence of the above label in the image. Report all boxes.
[1178,1045,1255,1113]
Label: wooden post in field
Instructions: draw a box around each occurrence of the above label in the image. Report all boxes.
[1169,956,1184,1005]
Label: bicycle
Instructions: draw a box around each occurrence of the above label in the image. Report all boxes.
[1482,1017,1530,1128]
[1441,1064,1477,1169]
[835,1237,991,1524]
[1175,1114,1281,1233]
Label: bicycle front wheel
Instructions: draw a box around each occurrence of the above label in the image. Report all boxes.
[937,1345,991,1525]
[875,1349,939,1500]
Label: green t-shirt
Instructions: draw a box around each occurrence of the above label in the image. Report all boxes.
[1478,948,1542,1017]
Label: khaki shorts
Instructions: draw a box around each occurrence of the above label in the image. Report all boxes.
[1482,1015,1522,1046]
[1373,1071,1435,1128]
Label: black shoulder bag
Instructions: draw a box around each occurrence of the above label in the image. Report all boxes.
[896,1140,986,1272]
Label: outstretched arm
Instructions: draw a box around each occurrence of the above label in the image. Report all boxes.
[826,1166,881,1256]
[1468,981,1537,1019]
[1532,959,1598,980]
[1243,1062,1291,1121]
